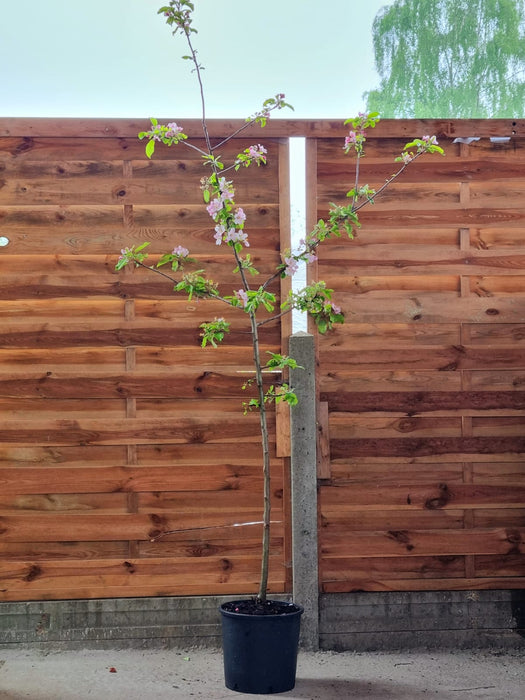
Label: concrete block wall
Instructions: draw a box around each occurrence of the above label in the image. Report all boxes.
[319,590,525,651]
[0,596,235,650]
[1,591,524,650]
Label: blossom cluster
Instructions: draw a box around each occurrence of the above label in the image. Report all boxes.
[235,289,249,307]
[235,143,268,169]
[124,109,443,343]
[343,111,380,155]
[396,134,442,166]
[138,118,187,158]
[172,245,189,257]
[281,239,318,278]
[206,177,250,249]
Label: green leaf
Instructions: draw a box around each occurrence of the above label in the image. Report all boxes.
[156,253,173,268]
[145,139,155,159]
[115,257,128,271]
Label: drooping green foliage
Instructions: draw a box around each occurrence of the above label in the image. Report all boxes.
[365,0,525,117]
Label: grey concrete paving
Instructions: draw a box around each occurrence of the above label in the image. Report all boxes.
[0,647,523,699]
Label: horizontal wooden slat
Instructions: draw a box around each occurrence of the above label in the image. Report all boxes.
[321,484,525,510]
[0,512,283,543]
[319,370,462,393]
[319,347,525,371]
[473,509,525,527]
[0,413,278,446]
[0,214,279,257]
[330,437,525,459]
[0,377,257,399]
[0,254,281,299]
[0,555,286,602]
[0,464,268,496]
[0,442,272,470]
[319,157,525,183]
[316,135,525,160]
[329,415,463,439]
[320,509,466,531]
[324,293,525,324]
[322,577,525,593]
[0,541,129,561]
[321,528,525,557]
[0,492,128,515]
[2,117,522,138]
[322,555,467,580]
[474,554,525,577]
[319,246,525,275]
[322,391,525,413]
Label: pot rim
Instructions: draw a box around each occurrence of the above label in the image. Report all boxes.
[219,599,304,619]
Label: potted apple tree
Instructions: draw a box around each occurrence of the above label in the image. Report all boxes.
[116,1,443,693]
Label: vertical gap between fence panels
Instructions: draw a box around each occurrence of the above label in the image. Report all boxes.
[277,138,293,591]
[277,138,292,458]
[305,137,330,481]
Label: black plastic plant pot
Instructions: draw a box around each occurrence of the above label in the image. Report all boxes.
[219,600,304,694]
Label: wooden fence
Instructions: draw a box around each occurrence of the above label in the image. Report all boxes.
[0,118,524,602]
[0,119,291,601]
[312,120,525,592]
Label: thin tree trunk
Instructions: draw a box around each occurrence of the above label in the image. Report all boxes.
[249,309,271,603]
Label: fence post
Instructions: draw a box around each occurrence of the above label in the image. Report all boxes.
[289,331,319,650]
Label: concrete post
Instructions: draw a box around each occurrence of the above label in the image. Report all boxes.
[289,331,319,650]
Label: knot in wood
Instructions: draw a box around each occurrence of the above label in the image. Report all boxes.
[425,483,451,510]
[397,418,418,433]
[24,564,42,582]
[387,530,414,551]
[188,543,218,557]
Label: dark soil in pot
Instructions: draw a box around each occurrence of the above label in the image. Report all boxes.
[221,598,301,616]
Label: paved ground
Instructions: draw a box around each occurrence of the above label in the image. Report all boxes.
[0,647,523,699]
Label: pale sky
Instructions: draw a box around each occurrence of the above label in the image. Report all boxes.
[1,0,391,119]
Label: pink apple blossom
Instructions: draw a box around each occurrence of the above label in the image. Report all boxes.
[166,122,183,137]
[225,228,250,247]
[214,224,226,245]
[233,208,246,225]
[206,198,223,219]
[172,245,189,257]
[218,177,235,203]
[235,289,249,307]
[284,256,299,277]
[247,144,267,164]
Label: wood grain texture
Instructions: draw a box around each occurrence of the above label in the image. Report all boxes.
[1,119,524,600]
[316,130,525,593]
[0,122,289,601]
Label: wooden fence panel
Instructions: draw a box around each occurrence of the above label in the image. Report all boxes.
[0,121,290,601]
[2,117,524,601]
[314,125,525,593]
